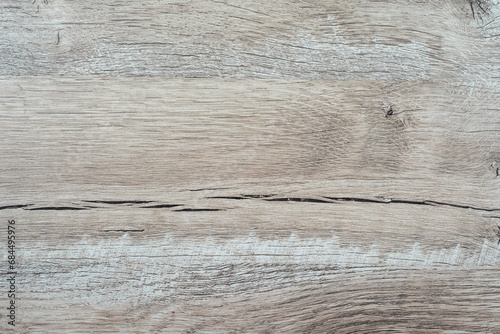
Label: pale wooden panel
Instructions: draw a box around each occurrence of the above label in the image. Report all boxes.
[1,0,499,79]
[1,78,500,209]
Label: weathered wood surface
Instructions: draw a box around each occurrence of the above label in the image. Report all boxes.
[1,0,500,332]
[1,0,500,80]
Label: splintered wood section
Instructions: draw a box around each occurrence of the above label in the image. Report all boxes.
[1,0,500,332]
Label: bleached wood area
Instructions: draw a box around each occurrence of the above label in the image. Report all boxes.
[1,0,500,332]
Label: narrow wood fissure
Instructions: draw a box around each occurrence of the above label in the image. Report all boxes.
[2,195,499,212]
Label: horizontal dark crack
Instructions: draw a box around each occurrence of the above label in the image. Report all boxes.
[325,197,386,203]
[207,195,499,212]
[265,197,334,204]
[392,199,500,212]
[0,204,32,210]
[208,194,277,200]
[243,194,277,198]
[83,200,154,205]
[102,229,144,232]
[329,197,500,211]
[327,197,499,211]
[141,204,184,208]
[174,208,225,212]
[4,195,498,213]
[25,207,88,211]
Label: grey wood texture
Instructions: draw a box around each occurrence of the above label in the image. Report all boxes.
[1,0,500,332]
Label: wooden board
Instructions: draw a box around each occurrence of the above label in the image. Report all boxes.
[1,0,500,332]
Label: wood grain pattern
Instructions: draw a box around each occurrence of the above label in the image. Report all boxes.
[1,0,500,332]
[2,0,500,80]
